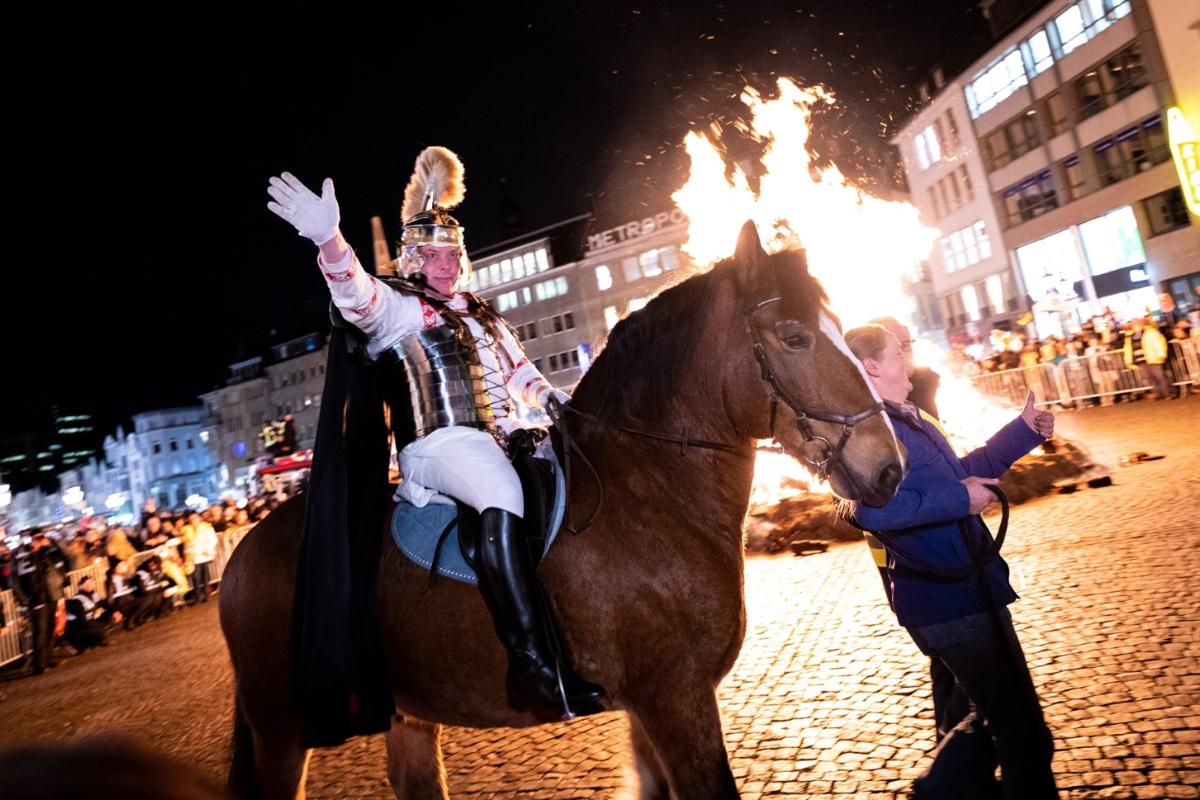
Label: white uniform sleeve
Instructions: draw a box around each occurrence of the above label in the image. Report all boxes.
[317,249,426,358]
[495,319,554,407]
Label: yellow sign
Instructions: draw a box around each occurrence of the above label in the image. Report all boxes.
[1016,311,1034,327]
[1168,107,1200,216]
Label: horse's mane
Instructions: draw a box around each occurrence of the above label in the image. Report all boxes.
[573,247,827,423]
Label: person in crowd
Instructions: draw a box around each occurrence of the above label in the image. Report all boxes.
[64,575,111,651]
[15,529,67,674]
[1124,317,1170,400]
[142,515,169,548]
[108,562,151,629]
[64,533,90,571]
[185,511,218,604]
[105,529,138,571]
[134,557,170,620]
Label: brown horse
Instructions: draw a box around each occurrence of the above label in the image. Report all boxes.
[219,223,904,799]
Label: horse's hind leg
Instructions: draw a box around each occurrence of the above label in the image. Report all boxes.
[628,713,671,800]
[249,716,311,800]
[385,714,448,800]
[629,689,738,799]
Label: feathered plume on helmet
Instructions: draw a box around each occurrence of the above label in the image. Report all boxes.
[399,147,468,277]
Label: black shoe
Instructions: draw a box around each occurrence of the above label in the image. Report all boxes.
[474,507,606,718]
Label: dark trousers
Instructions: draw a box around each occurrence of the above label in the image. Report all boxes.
[908,608,1058,800]
[66,619,107,651]
[29,604,55,673]
[879,564,972,743]
[192,562,212,602]
[1141,363,1171,399]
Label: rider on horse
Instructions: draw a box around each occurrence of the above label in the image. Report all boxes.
[267,147,605,718]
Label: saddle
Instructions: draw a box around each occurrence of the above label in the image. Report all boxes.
[389,428,567,584]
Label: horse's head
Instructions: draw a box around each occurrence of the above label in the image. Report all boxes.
[724,221,904,506]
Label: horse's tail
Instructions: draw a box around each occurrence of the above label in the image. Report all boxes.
[228,696,256,800]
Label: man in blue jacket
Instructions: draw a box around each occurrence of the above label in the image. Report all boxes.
[846,324,1058,799]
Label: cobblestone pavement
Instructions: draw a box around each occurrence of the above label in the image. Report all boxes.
[2,398,1197,799]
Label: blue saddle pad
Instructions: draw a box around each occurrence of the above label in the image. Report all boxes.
[389,451,566,585]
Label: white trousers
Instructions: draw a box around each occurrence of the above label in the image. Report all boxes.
[396,426,524,516]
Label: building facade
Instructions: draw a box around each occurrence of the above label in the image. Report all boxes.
[463,209,692,396]
[895,0,1199,341]
[126,407,213,512]
[262,332,327,451]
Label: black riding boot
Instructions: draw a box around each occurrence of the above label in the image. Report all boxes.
[475,507,605,718]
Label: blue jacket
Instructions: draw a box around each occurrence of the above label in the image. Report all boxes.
[854,405,1043,628]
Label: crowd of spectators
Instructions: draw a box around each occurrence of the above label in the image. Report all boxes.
[0,492,291,675]
[946,305,1200,403]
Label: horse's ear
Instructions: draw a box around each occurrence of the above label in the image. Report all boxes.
[734,220,766,269]
[733,220,771,295]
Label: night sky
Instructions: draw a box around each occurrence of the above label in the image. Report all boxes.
[5,0,986,439]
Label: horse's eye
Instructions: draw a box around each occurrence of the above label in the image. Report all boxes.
[775,319,813,350]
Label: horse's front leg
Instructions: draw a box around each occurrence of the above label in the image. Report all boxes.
[627,712,671,800]
[628,688,738,799]
[385,714,448,800]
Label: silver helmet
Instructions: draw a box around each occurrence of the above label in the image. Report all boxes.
[398,146,470,280]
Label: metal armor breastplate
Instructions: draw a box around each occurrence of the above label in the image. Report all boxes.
[390,325,496,439]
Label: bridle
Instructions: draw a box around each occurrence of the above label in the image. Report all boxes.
[744,296,884,480]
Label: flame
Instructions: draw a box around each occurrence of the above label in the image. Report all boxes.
[672,78,938,327]
[670,78,1023,506]
[750,447,831,510]
[911,339,1028,457]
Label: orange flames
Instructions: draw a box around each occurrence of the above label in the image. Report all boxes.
[671,78,1013,503]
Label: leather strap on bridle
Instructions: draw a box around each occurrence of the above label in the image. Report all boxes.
[745,297,884,480]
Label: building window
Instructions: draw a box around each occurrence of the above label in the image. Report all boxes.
[1075,43,1146,120]
[927,187,943,221]
[639,249,663,278]
[984,110,1041,171]
[533,358,544,372]
[1078,205,1146,275]
[912,124,941,171]
[1053,0,1131,57]
[1064,155,1087,200]
[958,166,974,203]
[604,306,619,331]
[186,438,194,449]
[1093,115,1169,186]
[1044,92,1069,138]
[1001,170,1058,227]
[940,222,990,273]
[1142,188,1192,237]
[595,265,613,291]
[153,443,161,454]
[966,47,1027,119]
[1021,28,1054,76]
[549,354,559,372]
[169,440,178,452]
[944,110,961,150]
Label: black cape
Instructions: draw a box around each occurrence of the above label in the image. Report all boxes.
[291,317,413,747]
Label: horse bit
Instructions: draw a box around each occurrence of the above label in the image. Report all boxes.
[745,296,884,480]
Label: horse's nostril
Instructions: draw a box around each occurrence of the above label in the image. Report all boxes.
[878,463,903,494]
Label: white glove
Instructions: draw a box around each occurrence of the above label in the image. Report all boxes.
[537,387,571,410]
[266,172,340,245]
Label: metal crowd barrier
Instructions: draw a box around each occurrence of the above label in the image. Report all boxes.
[64,562,110,599]
[0,589,26,668]
[971,339,1199,409]
[1,524,256,670]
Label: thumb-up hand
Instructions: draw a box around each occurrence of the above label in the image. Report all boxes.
[1020,391,1054,439]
